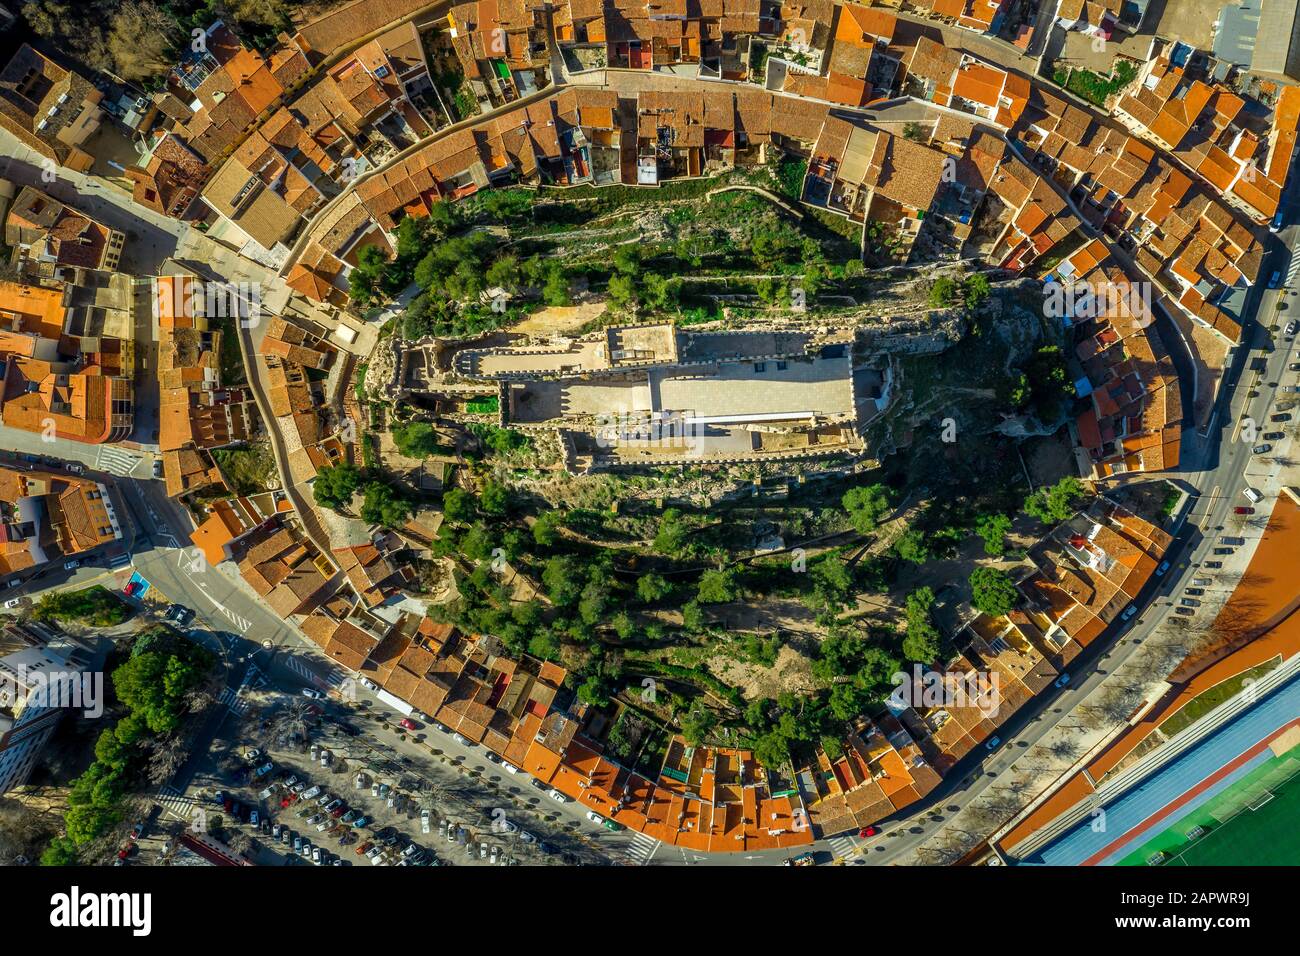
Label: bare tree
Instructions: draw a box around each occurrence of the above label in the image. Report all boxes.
[107,1,184,83]
[268,700,314,751]
[145,737,190,786]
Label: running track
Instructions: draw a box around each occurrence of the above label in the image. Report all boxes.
[1020,669,1300,865]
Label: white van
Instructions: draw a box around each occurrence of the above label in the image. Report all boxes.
[1243,487,1263,503]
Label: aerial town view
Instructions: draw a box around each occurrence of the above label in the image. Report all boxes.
[0,0,1296,920]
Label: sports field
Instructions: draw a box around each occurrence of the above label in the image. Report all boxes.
[1119,752,1300,865]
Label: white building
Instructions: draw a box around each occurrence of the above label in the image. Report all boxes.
[0,626,89,793]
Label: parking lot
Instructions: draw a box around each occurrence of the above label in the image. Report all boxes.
[182,686,601,867]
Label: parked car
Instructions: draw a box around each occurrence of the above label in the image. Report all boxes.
[152,459,163,479]
[547,789,569,803]
[518,830,537,845]
[421,810,431,834]
[1264,431,1286,440]
[352,816,370,829]
[324,798,342,813]
[342,810,357,824]
[253,762,274,778]
[984,736,1002,751]
[330,804,347,819]
[165,604,195,625]
[302,785,321,800]
[1054,672,1072,689]
[501,762,520,775]
[858,825,880,838]
[1268,269,1282,288]
[399,718,418,731]
[1185,587,1205,597]
[1205,561,1223,569]
[301,687,325,700]
[1176,606,1196,616]
[1213,547,1234,555]
[356,841,374,856]
[451,732,468,745]
[312,847,322,864]
[1155,560,1171,577]
[1121,604,1138,621]
[1287,320,1299,337]
[1253,443,1273,455]
[1235,506,1255,515]
[249,810,260,827]
[585,810,605,825]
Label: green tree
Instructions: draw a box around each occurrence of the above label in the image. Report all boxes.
[1023,476,1088,525]
[681,600,706,633]
[893,529,931,564]
[391,421,447,458]
[975,513,1012,556]
[636,573,671,604]
[532,510,564,546]
[348,244,388,306]
[542,556,582,606]
[970,566,1020,617]
[652,508,690,556]
[313,463,361,510]
[903,587,942,664]
[40,836,79,866]
[361,482,412,528]
[696,567,737,604]
[964,273,991,308]
[442,488,476,525]
[809,558,855,612]
[480,480,510,516]
[842,484,891,534]
[681,702,717,747]
[929,276,958,308]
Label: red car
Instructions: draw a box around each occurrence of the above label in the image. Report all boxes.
[123,581,141,597]
[858,826,880,838]
[399,718,418,731]
[1234,506,1255,515]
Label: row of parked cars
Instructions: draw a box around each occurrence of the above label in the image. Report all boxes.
[277,763,440,866]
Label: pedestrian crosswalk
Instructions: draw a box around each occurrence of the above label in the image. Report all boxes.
[218,686,250,715]
[621,830,660,866]
[285,655,347,688]
[157,785,196,823]
[218,665,267,715]
[1287,240,1300,286]
[829,835,860,863]
[95,445,142,477]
